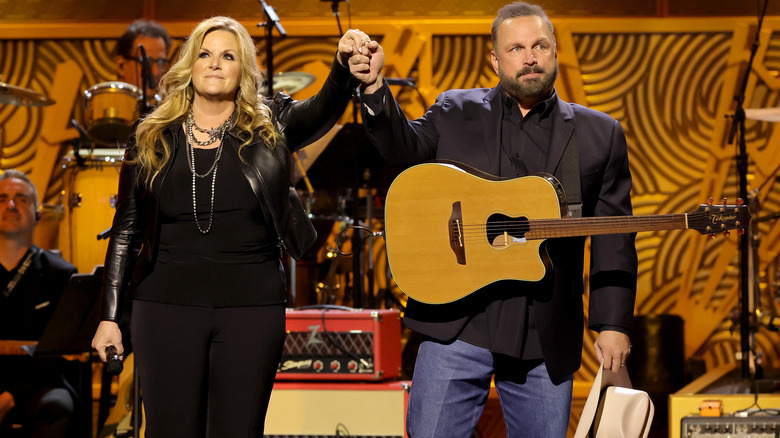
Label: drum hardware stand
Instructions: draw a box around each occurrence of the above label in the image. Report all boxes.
[742,161,780,365]
[316,248,345,305]
[726,0,769,383]
[257,0,306,305]
[69,119,90,168]
[67,119,87,210]
[257,0,286,97]
[364,168,375,309]
[97,227,112,241]
[321,0,347,35]
[316,0,367,309]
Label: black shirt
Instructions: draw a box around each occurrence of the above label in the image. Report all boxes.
[499,90,556,178]
[0,246,77,394]
[458,89,558,360]
[133,127,286,307]
[0,247,76,341]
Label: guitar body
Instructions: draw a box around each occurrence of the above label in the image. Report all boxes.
[384,162,565,304]
[384,162,749,305]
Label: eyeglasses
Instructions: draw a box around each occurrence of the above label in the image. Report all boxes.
[124,55,170,70]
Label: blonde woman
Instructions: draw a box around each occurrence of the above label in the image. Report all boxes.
[91,16,377,436]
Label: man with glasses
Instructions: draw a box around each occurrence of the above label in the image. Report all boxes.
[115,19,172,108]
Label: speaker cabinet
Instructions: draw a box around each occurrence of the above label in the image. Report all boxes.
[264,380,410,437]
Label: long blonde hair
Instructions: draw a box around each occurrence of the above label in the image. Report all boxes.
[134,16,279,186]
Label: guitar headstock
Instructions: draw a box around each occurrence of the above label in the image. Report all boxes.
[688,198,750,236]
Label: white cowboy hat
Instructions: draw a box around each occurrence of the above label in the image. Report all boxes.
[573,360,654,438]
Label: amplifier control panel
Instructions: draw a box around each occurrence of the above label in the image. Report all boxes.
[682,416,780,438]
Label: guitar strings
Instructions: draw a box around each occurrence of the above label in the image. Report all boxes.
[448,210,743,241]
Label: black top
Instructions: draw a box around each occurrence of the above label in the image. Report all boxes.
[100,56,361,323]
[457,90,557,360]
[0,246,76,394]
[133,127,285,307]
[0,246,77,340]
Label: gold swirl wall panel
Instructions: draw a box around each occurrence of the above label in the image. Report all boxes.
[5,15,780,423]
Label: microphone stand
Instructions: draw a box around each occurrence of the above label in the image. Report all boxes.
[258,0,297,301]
[136,44,153,114]
[727,0,769,382]
[322,0,345,35]
[257,0,286,97]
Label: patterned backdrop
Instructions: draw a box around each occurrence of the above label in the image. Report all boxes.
[4,8,780,436]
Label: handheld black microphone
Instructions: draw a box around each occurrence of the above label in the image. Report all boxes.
[105,345,124,375]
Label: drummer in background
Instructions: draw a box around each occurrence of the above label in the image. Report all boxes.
[115,19,172,107]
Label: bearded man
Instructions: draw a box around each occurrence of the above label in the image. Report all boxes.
[351,2,637,436]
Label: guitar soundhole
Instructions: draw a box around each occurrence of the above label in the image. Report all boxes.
[486,213,529,247]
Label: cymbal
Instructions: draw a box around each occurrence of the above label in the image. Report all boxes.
[745,107,780,122]
[0,82,55,107]
[261,72,316,95]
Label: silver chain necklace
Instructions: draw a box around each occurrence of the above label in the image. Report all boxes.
[186,108,235,234]
[187,107,233,147]
[190,146,218,235]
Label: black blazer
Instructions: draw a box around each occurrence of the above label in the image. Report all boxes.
[361,84,637,377]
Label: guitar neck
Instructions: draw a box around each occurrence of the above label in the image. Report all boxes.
[526,213,689,239]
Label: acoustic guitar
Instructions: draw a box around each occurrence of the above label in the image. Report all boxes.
[383,161,750,304]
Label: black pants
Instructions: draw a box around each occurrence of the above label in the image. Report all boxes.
[131,300,285,438]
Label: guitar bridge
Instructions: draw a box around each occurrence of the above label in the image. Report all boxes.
[449,202,466,265]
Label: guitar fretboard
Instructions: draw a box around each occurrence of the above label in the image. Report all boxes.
[525,214,688,239]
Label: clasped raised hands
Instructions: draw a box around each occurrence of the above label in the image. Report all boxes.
[338,28,384,90]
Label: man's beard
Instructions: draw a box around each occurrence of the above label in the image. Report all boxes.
[498,62,558,100]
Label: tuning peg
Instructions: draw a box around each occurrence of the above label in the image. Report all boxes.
[723,230,731,238]
[722,197,728,205]
[738,228,746,236]
[707,197,714,205]
[736,198,744,205]
[709,233,717,240]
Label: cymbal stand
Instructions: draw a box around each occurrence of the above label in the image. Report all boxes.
[747,160,780,369]
[726,0,769,381]
[257,0,287,97]
[322,0,346,35]
[365,169,375,309]
[257,0,298,299]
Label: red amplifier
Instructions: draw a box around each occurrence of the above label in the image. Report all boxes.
[277,308,402,381]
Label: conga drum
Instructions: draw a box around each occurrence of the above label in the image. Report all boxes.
[60,149,124,273]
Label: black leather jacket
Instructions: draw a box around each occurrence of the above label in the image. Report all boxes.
[100,58,358,322]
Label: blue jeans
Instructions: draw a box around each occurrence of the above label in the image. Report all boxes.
[407,339,572,438]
